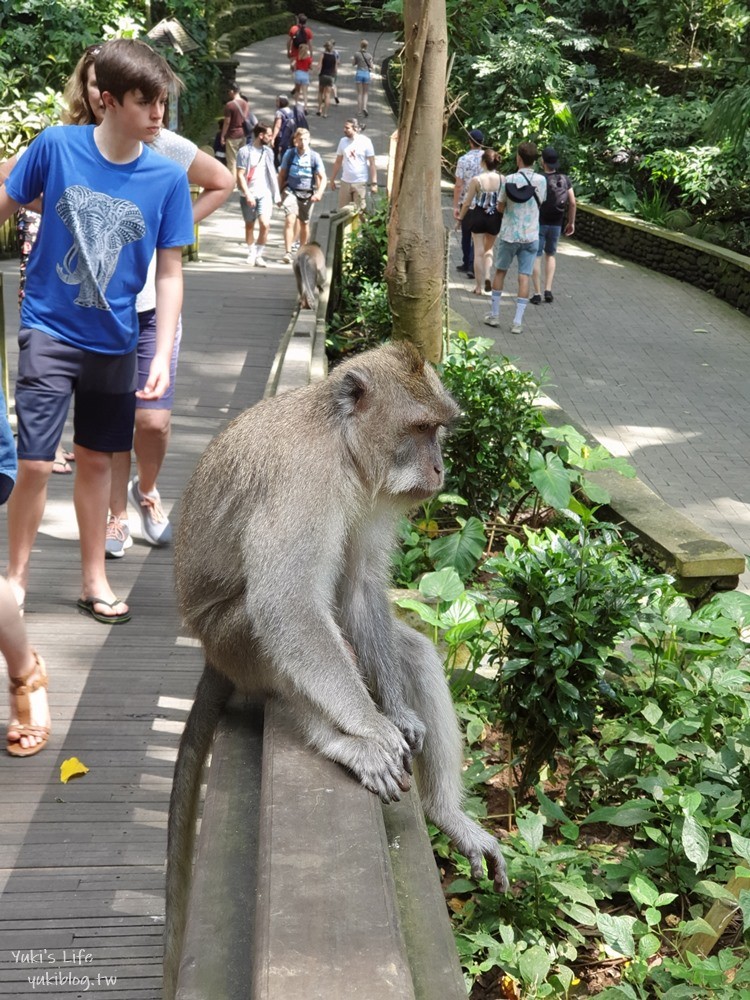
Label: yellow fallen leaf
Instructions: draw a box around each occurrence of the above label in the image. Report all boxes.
[60,757,89,783]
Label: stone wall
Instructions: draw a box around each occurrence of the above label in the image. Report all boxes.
[575,203,750,318]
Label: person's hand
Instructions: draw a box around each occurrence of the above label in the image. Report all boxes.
[137,357,170,401]
[452,207,460,218]
[311,192,322,202]
[329,179,337,189]
[564,222,575,236]
[246,195,256,206]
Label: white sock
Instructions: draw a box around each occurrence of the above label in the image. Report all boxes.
[514,298,528,325]
[490,290,501,317]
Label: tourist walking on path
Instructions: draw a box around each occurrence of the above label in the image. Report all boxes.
[329,118,377,212]
[292,43,313,106]
[278,128,326,263]
[458,147,503,295]
[219,83,250,177]
[236,122,280,267]
[317,40,338,117]
[484,140,546,335]
[452,129,485,278]
[352,39,374,117]
[49,47,233,560]
[0,39,195,623]
[531,145,576,304]
[287,13,313,80]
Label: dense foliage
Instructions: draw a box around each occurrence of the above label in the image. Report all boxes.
[0,0,221,153]
[444,0,750,254]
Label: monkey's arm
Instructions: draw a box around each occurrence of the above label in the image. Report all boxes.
[240,527,414,802]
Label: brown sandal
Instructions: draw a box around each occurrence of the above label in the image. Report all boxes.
[6,651,50,758]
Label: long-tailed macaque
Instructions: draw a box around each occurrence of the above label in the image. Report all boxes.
[293,240,326,309]
[165,342,508,997]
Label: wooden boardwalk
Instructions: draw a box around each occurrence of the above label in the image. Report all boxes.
[0,201,299,998]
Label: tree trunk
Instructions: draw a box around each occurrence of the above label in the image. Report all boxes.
[385,0,447,364]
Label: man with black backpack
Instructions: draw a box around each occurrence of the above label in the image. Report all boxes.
[531,146,576,304]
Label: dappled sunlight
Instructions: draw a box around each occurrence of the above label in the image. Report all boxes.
[595,424,702,457]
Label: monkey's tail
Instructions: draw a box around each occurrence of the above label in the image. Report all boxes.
[163,664,234,1000]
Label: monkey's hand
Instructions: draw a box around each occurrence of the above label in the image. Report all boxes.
[387,707,426,756]
[465,835,509,894]
[353,722,413,804]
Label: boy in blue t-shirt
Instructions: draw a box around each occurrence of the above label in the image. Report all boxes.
[0,39,195,625]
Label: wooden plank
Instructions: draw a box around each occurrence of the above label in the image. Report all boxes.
[176,706,264,1000]
[253,701,417,1000]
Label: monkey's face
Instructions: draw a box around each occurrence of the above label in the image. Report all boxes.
[385,421,449,502]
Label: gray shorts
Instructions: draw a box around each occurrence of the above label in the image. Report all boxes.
[239,193,272,224]
[282,188,315,224]
[15,327,137,459]
[136,309,182,411]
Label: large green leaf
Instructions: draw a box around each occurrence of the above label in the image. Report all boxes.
[682,815,709,872]
[428,516,486,578]
[418,568,464,603]
[528,450,572,509]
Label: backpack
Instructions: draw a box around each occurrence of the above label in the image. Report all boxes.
[292,103,308,132]
[541,171,570,223]
[293,25,307,49]
[276,108,296,153]
[235,98,257,138]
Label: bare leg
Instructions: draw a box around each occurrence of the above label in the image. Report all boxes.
[6,459,53,608]
[109,450,132,521]
[532,256,542,296]
[544,253,557,293]
[284,212,296,254]
[471,233,484,293]
[133,408,170,496]
[362,83,369,115]
[2,577,50,753]
[298,218,310,247]
[483,235,496,289]
[517,272,530,299]
[74,444,129,617]
[244,219,257,252]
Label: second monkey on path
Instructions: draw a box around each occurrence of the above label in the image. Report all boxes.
[165,342,509,996]
[292,241,326,309]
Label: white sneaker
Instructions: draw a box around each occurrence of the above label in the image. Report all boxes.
[282,252,293,264]
[105,515,133,559]
[484,313,499,328]
[511,322,523,335]
[128,478,172,546]
[246,248,257,265]
[291,240,300,252]
[254,256,267,268]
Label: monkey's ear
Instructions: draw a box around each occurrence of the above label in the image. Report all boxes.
[334,368,372,417]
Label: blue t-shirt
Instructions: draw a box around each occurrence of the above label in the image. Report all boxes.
[6,125,195,355]
[280,147,325,192]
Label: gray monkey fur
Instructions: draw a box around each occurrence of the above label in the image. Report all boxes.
[164,342,509,997]
[293,241,326,309]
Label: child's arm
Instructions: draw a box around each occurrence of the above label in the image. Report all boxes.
[0,185,22,229]
[137,246,183,401]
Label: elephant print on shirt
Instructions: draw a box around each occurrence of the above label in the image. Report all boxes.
[55,185,146,310]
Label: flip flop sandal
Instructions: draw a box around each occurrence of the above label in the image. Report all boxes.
[6,651,50,758]
[52,458,73,475]
[77,596,131,625]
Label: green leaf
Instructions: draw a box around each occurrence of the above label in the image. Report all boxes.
[596,912,636,958]
[446,878,476,893]
[392,598,443,627]
[692,881,737,902]
[528,451,572,509]
[730,832,750,864]
[682,815,710,872]
[516,810,544,853]
[628,873,659,907]
[638,932,661,958]
[738,889,750,933]
[518,944,551,986]
[418,568,464,603]
[428,517,486,578]
[584,802,653,827]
